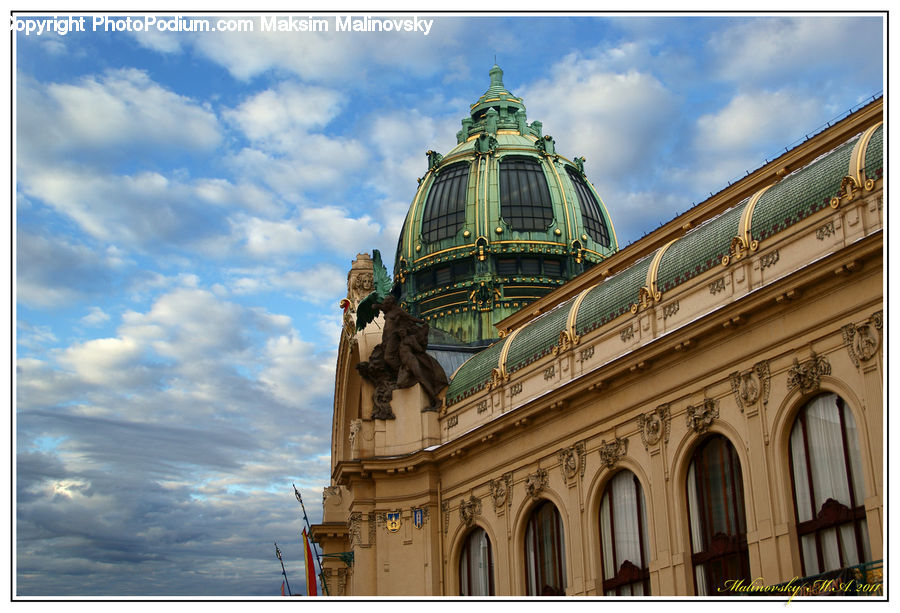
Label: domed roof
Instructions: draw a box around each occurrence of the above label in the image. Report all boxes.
[394,66,619,345]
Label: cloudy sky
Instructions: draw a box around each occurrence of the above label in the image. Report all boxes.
[13,11,884,597]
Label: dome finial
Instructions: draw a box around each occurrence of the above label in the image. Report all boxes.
[489,63,504,88]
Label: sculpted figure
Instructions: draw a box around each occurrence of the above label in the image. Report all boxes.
[356,294,448,415]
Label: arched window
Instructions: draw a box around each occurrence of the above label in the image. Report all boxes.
[599,471,651,595]
[566,168,610,247]
[500,157,554,232]
[686,435,751,595]
[789,393,870,575]
[421,163,470,243]
[459,527,494,596]
[525,501,566,595]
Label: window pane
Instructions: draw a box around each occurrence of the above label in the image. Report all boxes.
[789,393,869,575]
[525,501,566,595]
[567,168,610,247]
[500,157,554,232]
[599,471,650,595]
[422,163,470,243]
[459,528,493,596]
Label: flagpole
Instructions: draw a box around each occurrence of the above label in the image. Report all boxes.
[274,542,292,596]
[293,484,330,596]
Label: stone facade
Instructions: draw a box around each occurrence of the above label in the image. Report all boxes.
[312,99,883,597]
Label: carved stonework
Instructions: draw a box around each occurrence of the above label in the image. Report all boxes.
[459,495,482,527]
[663,301,680,319]
[557,442,586,483]
[441,501,450,534]
[543,365,555,380]
[729,360,770,411]
[490,473,513,511]
[368,512,376,544]
[349,419,362,449]
[639,404,671,449]
[620,326,634,342]
[323,485,342,506]
[760,250,780,269]
[524,468,548,500]
[598,437,627,469]
[348,512,362,548]
[709,278,726,295]
[578,346,594,363]
[447,414,458,429]
[787,353,831,393]
[476,400,489,414]
[510,382,523,397]
[686,399,719,434]
[816,221,836,240]
[842,312,882,367]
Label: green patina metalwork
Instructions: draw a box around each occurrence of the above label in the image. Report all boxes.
[506,297,576,375]
[444,339,505,407]
[575,256,652,337]
[656,204,744,294]
[394,65,618,345]
[865,124,883,182]
[751,135,859,243]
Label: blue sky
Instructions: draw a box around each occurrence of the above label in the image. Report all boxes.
[13,12,884,597]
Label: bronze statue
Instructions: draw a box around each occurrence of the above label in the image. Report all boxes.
[356,295,448,417]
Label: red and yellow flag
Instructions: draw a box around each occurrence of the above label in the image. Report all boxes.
[302,529,318,596]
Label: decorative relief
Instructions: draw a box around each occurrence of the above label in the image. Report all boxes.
[368,512,377,543]
[816,221,836,240]
[510,382,523,397]
[842,312,882,367]
[476,399,489,414]
[598,437,628,469]
[631,286,658,313]
[663,301,680,319]
[441,501,450,534]
[487,367,509,390]
[557,442,586,483]
[686,398,719,434]
[489,473,513,511]
[639,404,671,449]
[553,330,579,355]
[543,365,556,380]
[323,485,342,506]
[729,360,770,411]
[352,272,375,295]
[349,419,362,449]
[709,278,726,295]
[459,495,482,528]
[787,353,831,394]
[620,326,634,342]
[578,346,594,363]
[348,512,362,548]
[447,415,459,428]
[524,468,549,500]
[760,250,780,269]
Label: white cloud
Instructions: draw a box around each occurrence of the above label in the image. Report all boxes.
[689,90,821,191]
[17,69,220,167]
[58,337,145,386]
[81,307,111,327]
[521,52,678,179]
[16,230,123,308]
[709,17,884,89]
[225,82,344,149]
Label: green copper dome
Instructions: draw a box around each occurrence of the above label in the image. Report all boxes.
[394,65,619,345]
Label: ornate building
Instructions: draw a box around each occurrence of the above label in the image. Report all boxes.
[312,67,883,598]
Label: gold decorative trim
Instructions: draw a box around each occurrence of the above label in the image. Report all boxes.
[851,121,882,189]
[495,325,523,383]
[406,173,431,260]
[645,239,678,303]
[546,160,573,240]
[412,243,475,264]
